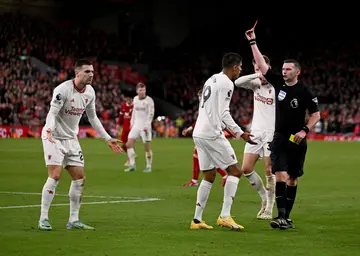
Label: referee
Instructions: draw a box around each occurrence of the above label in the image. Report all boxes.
[245,28,321,230]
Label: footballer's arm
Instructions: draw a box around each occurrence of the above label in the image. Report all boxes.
[219,84,243,138]
[234,73,261,90]
[44,86,67,142]
[145,98,155,129]
[85,99,112,141]
[86,96,123,153]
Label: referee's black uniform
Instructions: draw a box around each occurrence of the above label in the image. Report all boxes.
[264,68,319,229]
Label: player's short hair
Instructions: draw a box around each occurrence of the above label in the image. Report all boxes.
[284,59,301,72]
[74,59,92,70]
[222,52,242,69]
[136,82,146,89]
[252,55,270,65]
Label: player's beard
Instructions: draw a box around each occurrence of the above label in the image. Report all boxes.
[85,77,93,85]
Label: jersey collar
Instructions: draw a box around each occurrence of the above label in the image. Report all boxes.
[73,80,86,93]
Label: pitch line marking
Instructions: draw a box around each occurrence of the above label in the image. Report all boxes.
[0,191,161,210]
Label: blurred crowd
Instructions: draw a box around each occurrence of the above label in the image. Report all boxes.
[1,13,360,136]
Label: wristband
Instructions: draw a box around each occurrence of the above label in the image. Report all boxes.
[302,126,310,134]
[249,39,256,45]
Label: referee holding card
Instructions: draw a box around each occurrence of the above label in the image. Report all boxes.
[245,26,320,230]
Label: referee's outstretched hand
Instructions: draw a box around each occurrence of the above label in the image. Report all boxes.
[241,132,257,145]
[245,29,256,41]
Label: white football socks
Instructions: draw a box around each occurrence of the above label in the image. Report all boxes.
[220,175,240,218]
[145,151,152,168]
[127,148,136,166]
[194,180,213,221]
[265,174,276,212]
[40,177,59,221]
[69,179,84,223]
[245,171,267,202]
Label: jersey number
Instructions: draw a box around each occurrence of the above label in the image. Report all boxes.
[201,86,211,108]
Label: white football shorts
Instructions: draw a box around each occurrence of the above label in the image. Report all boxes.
[128,126,152,143]
[193,136,237,171]
[42,138,84,167]
[244,130,274,158]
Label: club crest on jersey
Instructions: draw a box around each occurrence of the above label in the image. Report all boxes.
[290,98,299,108]
[278,90,286,101]
[312,97,318,104]
[269,89,272,94]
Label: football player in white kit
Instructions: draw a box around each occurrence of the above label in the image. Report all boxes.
[39,59,123,231]
[190,53,256,231]
[124,83,155,173]
[234,56,276,220]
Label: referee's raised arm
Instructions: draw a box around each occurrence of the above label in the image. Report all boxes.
[245,29,269,75]
[245,29,284,88]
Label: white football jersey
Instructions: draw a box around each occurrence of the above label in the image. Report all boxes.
[193,72,241,140]
[131,95,155,129]
[235,74,275,132]
[43,79,96,139]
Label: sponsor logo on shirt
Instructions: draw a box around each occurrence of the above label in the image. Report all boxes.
[65,106,85,116]
[254,93,274,105]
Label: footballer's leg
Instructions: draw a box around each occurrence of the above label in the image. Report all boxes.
[141,129,153,172]
[65,140,94,230]
[39,138,64,231]
[66,166,94,230]
[217,163,244,231]
[125,128,140,172]
[260,156,275,220]
[217,138,244,231]
[216,168,228,187]
[269,134,290,230]
[183,147,199,186]
[143,142,152,172]
[285,176,298,229]
[191,168,216,229]
[284,141,306,229]
[190,138,214,230]
[242,150,268,219]
[120,129,129,166]
[39,165,62,231]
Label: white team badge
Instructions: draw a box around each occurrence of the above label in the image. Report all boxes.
[278,90,287,101]
[290,98,298,108]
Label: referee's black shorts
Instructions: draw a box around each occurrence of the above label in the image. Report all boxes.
[269,132,307,179]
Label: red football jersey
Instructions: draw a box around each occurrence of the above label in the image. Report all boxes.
[117,102,133,129]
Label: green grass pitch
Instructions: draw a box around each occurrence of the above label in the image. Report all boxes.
[0,138,359,256]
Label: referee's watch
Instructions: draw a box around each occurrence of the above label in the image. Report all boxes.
[302,126,310,134]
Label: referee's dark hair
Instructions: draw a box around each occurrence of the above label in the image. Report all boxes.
[222,52,242,69]
[284,59,301,72]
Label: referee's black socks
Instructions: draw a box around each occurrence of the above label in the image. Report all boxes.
[285,185,298,219]
[276,182,287,218]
